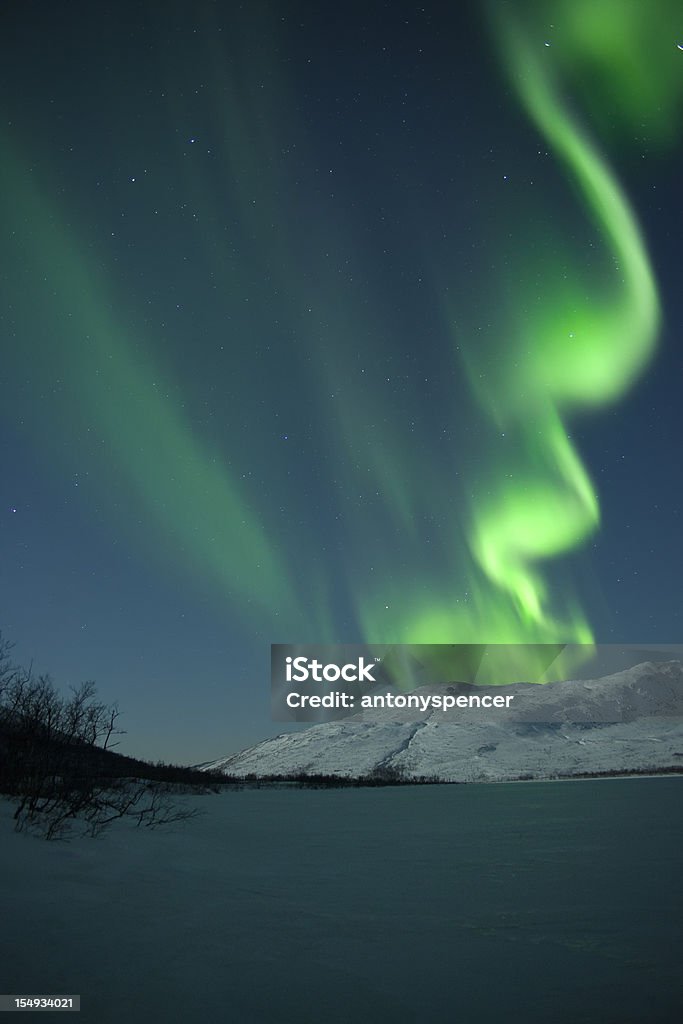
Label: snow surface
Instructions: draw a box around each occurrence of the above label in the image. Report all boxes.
[3,779,682,1023]
[204,661,683,781]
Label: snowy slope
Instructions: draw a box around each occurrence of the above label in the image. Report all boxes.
[202,661,683,782]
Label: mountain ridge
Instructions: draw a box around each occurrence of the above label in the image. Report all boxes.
[201,661,683,783]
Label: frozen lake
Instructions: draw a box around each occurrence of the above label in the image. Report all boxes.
[2,778,682,1023]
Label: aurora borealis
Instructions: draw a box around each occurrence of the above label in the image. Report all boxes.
[464,4,661,645]
[2,1,682,761]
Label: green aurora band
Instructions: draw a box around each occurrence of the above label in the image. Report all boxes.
[359,3,673,656]
[460,6,662,648]
[0,143,313,634]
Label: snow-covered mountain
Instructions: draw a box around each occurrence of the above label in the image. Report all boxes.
[202,661,683,783]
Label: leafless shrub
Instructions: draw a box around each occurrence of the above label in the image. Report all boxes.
[0,632,200,840]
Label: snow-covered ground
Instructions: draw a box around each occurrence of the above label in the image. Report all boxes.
[3,778,682,1023]
[204,661,683,781]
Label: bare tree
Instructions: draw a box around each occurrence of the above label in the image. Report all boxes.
[0,631,199,840]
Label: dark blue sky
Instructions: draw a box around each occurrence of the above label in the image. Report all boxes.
[2,0,682,763]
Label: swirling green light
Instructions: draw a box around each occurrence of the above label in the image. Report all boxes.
[455,6,661,644]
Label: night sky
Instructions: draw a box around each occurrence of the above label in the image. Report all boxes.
[2,0,682,764]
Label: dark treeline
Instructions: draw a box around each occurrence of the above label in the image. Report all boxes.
[217,766,683,788]
[219,769,450,788]
[510,766,683,782]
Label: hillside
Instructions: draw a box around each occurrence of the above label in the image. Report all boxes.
[202,661,683,782]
